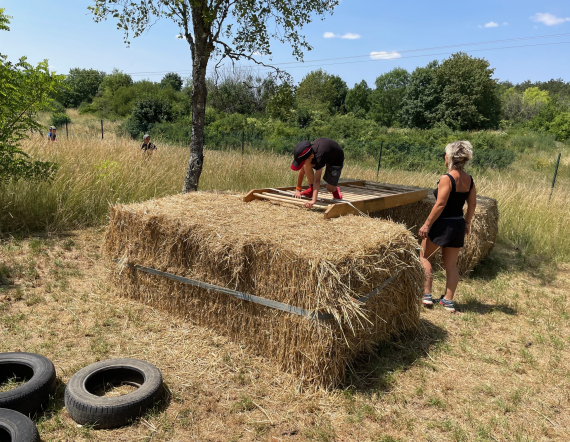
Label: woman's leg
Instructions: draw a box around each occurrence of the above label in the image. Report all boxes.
[420,238,439,296]
[441,247,461,300]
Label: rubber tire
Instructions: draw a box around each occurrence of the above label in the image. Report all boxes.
[0,352,56,416]
[0,408,40,442]
[64,358,163,429]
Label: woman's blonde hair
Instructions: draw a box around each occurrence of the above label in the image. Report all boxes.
[445,141,473,171]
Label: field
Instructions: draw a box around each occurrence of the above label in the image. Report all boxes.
[1,125,570,441]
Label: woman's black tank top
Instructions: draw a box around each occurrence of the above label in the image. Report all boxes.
[433,173,474,218]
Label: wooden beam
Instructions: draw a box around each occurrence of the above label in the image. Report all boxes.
[323,188,428,219]
[243,180,367,203]
[252,193,329,209]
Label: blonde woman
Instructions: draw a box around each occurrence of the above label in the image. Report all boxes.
[419,141,476,313]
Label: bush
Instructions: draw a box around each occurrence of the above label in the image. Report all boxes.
[50,112,71,128]
[125,95,174,139]
[549,112,570,141]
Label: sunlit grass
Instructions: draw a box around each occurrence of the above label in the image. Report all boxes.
[1,132,569,262]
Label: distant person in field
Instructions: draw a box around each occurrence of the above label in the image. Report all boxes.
[291,138,344,208]
[47,126,56,142]
[141,134,157,155]
[419,141,477,313]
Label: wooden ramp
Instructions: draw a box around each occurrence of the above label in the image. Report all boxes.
[244,180,428,219]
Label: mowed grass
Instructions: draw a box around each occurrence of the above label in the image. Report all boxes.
[0,230,569,441]
[1,132,569,263]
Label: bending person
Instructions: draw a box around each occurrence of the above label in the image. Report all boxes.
[419,141,477,313]
[290,138,344,208]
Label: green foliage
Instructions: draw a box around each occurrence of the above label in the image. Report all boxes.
[125,95,174,138]
[345,80,371,114]
[297,69,347,114]
[369,68,410,126]
[160,72,183,92]
[0,8,12,31]
[266,82,296,121]
[434,53,500,130]
[98,68,133,95]
[50,112,71,127]
[61,68,106,108]
[399,61,440,129]
[549,112,570,141]
[207,71,274,115]
[0,11,61,182]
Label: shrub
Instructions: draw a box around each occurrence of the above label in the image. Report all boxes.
[50,112,71,127]
[125,95,173,139]
[549,112,570,141]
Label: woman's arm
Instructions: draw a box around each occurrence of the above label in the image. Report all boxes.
[464,182,477,235]
[419,175,452,239]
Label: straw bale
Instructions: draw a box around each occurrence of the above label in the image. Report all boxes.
[371,192,499,275]
[104,192,423,388]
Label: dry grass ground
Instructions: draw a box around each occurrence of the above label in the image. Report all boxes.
[1,229,569,442]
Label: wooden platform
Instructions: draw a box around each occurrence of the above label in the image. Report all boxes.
[244,180,428,219]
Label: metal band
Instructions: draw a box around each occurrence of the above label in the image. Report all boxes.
[118,261,394,321]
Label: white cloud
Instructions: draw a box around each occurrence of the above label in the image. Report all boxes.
[323,32,361,39]
[370,51,402,60]
[531,12,570,26]
[484,21,499,28]
[503,22,509,25]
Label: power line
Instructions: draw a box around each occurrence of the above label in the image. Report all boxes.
[59,31,570,78]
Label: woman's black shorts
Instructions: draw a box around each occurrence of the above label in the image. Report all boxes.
[428,217,465,248]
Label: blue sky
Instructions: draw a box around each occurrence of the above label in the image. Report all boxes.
[1,0,570,88]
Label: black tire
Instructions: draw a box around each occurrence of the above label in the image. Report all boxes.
[64,358,163,429]
[0,352,56,416]
[0,408,40,442]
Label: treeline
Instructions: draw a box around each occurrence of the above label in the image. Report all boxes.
[48,52,570,158]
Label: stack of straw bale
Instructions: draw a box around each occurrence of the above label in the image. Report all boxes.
[104,192,423,387]
[371,192,499,275]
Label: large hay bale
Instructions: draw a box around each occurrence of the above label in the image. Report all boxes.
[104,192,423,388]
[371,192,499,275]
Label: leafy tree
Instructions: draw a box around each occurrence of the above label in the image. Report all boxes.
[61,68,106,108]
[345,80,371,115]
[160,72,183,92]
[98,68,133,95]
[89,0,338,192]
[297,69,346,114]
[0,9,62,182]
[266,82,297,121]
[399,61,440,129]
[369,67,410,126]
[549,112,570,141]
[433,52,500,130]
[125,95,174,138]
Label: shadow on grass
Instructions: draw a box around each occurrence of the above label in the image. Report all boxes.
[458,298,517,315]
[34,377,66,423]
[346,318,447,394]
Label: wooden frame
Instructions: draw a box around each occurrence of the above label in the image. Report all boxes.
[244,181,428,219]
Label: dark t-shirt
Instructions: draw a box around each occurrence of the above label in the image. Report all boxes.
[141,142,157,152]
[310,138,344,170]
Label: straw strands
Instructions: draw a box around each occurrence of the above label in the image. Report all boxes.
[371,194,499,275]
[104,192,424,387]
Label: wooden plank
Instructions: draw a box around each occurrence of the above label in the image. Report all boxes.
[340,186,398,198]
[253,193,329,209]
[244,180,367,202]
[344,183,403,195]
[324,188,428,219]
[258,192,330,207]
[364,181,425,192]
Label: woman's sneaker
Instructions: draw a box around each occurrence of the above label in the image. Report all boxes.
[422,294,433,306]
[439,297,456,313]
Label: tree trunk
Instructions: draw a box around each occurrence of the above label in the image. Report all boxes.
[183,6,211,193]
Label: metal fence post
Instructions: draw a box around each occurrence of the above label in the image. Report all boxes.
[548,152,561,202]
[101,120,104,140]
[376,142,384,179]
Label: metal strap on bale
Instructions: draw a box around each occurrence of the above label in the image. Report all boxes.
[118,261,394,321]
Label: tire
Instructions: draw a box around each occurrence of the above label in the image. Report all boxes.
[64,358,163,429]
[0,408,40,442]
[0,352,56,416]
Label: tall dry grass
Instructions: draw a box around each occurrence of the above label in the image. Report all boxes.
[1,133,569,262]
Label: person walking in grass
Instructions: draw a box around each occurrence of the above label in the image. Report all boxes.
[291,138,344,208]
[141,134,157,155]
[419,141,477,313]
[47,126,56,142]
